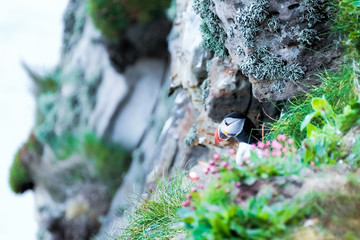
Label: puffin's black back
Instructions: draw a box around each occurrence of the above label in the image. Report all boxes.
[235,117,261,144]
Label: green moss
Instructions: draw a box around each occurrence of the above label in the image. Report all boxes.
[89,0,171,39]
[239,46,305,82]
[9,149,33,194]
[193,0,229,58]
[81,132,131,193]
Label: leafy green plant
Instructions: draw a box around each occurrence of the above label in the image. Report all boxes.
[180,188,306,240]
[115,175,189,240]
[9,149,33,194]
[300,97,360,165]
[89,0,171,39]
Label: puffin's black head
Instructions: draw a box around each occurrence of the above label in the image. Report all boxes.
[224,112,246,119]
[214,112,261,144]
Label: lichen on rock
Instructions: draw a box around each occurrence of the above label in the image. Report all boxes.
[193,0,229,58]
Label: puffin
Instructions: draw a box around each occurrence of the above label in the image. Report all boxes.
[214,112,262,165]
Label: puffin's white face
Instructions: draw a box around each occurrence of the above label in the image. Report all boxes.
[215,116,245,143]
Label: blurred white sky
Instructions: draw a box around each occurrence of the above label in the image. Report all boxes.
[0,0,68,239]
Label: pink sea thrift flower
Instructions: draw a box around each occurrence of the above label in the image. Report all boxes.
[310,161,315,167]
[221,161,229,167]
[272,140,283,150]
[226,189,231,194]
[210,166,219,174]
[288,138,294,145]
[181,200,191,207]
[227,165,234,171]
[190,206,196,210]
[262,149,269,157]
[277,134,287,142]
[257,141,266,150]
[203,167,209,174]
[189,172,199,181]
[191,187,197,192]
[235,182,241,188]
[198,184,204,189]
[213,153,220,160]
[266,140,271,147]
[186,194,192,199]
[229,148,236,155]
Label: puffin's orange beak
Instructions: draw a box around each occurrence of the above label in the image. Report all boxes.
[214,126,223,144]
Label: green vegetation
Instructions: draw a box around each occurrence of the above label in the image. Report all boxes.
[9,148,33,194]
[115,175,189,239]
[193,0,229,58]
[268,63,357,144]
[81,132,131,193]
[22,64,61,95]
[301,97,360,166]
[331,0,360,58]
[88,0,171,39]
[268,0,360,142]
[180,190,306,240]
[23,65,129,194]
[9,134,42,194]
[116,1,360,239]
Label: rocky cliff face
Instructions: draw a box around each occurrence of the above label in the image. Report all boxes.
[16,0,344,239]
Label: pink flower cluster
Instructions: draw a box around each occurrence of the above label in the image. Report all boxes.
[255,135,297,159]
[183,153,236,209]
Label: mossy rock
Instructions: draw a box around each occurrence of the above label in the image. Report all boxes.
[81,132,131,194]
[89,0,172,39]
[9,149,33,194]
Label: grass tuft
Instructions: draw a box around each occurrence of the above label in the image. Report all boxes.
[115,174,189,240]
